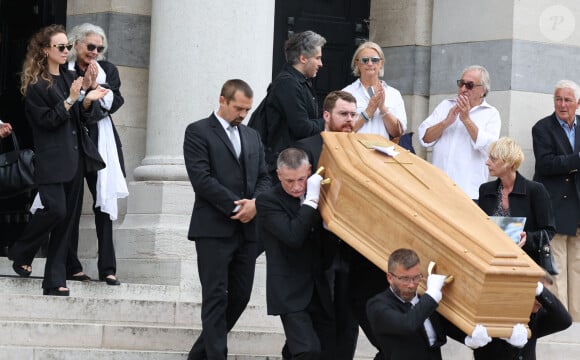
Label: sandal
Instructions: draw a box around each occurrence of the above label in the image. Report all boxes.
[12,263,32,277]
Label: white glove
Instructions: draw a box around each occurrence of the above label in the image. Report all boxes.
[464,324,492,349]
[535,282,544,296]
[303,173,323,209]
[502,323,528,348]
[425,274,446,303]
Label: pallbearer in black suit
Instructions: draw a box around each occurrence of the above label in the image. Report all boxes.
[183,79,270,360]
[294,91,359,359]
[366,248,493,360]
[256,148,334,360]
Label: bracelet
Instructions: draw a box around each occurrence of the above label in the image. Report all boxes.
[361,111,370,122]
[77,89,86,102]
[65,97,75,106]
[380,108,390,117]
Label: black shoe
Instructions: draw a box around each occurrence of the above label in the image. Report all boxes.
[43,287,70,296]
[68,273,92,282]
[99,275,121,286]
[12,263,32,277]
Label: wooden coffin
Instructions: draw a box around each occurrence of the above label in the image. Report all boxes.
[318,132,544,338]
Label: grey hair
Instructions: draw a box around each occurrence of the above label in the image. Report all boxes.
[277,148,310,170]
[554,79,580,100]
[284,31,326,65]
[462,65,491,96]
[351,41,385,77]
[67,23,108,62]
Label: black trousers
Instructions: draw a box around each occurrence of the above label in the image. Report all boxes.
[67,170,116,277]
[281,286,335,360]
[9,162,84,290]
[188,232,256,360]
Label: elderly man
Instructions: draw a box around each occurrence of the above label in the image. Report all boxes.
[532,79,580,321]
[418,65,501,199]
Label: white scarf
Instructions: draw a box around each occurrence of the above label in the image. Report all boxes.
[31,62,129,219]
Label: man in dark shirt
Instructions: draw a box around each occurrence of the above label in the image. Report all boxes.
[263,30,326,179]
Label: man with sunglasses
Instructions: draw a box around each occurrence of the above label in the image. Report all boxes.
[418,65,501,200]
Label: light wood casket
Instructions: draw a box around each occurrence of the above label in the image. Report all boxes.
[318,132,544,338]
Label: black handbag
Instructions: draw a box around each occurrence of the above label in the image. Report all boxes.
[537,230,559,275]
[0,131,36,198]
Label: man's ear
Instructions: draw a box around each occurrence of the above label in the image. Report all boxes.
[298,53,308,64]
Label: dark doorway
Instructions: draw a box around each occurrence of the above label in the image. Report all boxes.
[0,0,67,255]
[273,0,371,110]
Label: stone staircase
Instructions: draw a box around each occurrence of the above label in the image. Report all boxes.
[1,242,578,359]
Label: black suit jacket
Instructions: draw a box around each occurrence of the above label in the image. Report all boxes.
[256,183,332,315]
[532,113,580,235]
[478,172,556,262]
[366,289,455,360]
[183,114,270,240]
[473,287,572,360]
[24,66,104,185]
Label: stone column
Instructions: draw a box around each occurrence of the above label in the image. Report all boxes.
[120,0,275,286]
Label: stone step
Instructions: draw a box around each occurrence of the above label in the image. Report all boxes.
[0,255,268,289]
[0,345,282,360]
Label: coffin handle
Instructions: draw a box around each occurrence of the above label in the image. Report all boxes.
[428,261,454,284]
[315,166,332,185]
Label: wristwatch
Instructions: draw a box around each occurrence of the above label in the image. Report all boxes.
[65,97,75,106]
[77,89,86,102]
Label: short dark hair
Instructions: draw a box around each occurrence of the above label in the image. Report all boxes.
[323,90,357,112]
[277,148,310,170]
[284,30,326,65]
[220,79,253,101]
[388,248,420,273]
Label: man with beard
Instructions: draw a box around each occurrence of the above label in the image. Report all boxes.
[418,65,501,200]
[293,90,359,359]
[183,79,270,360]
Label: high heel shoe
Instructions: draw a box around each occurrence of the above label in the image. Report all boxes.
[12,263,32,277]
[43,287,70,296]
[99,274,120,286]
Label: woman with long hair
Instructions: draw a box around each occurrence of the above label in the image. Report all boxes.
[9,24,108,296]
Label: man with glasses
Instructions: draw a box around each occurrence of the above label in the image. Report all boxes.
[366,248,492,359]
[418,65,501,200]
[293,90,359,359]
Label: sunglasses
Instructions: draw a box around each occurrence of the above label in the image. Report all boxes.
[456,79,483,90]
[52,44,73,52]
[357,57,381,65]
[86,43,105,53]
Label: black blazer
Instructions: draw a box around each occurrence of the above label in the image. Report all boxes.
[532,113,580,235]
[473,286,572,360]
[366,289,456,360]
[183,114,270,240]
[256,183,332,315]
[24,66,104,185]
[478,172,556,262]
[263,64,324,171]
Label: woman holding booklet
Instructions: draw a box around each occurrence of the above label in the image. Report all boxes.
[478,137,556,266]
